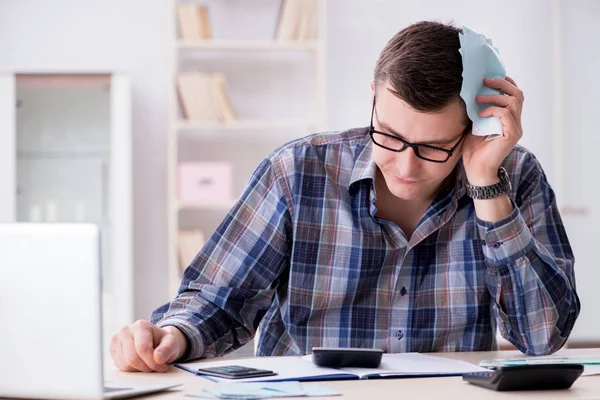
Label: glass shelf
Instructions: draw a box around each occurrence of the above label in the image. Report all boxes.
[14,75,112,288]
[17,150,110,160]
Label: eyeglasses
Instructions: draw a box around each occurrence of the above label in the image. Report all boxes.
[369,96,471,163]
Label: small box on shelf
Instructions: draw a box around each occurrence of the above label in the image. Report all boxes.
[178,161,234,206]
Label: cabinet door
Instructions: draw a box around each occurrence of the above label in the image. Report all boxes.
[0,72,133,347]
[0,74,16,221]
[560,0,600,344]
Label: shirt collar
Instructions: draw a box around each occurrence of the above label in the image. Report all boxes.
[453,159,468,200]
[348,130,376,193]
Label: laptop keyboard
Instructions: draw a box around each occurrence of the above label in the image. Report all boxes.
[104,386,132,393]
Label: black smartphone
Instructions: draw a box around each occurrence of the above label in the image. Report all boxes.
[312,347,384,368]
[196,365,278,379]
[463,364,584,391]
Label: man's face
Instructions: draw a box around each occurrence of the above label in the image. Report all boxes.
[371,82,470,202]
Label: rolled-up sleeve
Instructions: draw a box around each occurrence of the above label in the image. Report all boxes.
[478,153,580,356]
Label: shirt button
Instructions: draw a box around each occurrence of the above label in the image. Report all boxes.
[492,242,501,249]
[396,330,404,340]
[400,287,407,296]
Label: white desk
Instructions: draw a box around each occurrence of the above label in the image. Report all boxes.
[105,348,600,399]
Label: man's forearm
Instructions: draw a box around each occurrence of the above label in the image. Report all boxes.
[473,194,514,223]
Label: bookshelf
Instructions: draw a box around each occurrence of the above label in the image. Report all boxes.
[166,0,326,307]
[177,39,321,51]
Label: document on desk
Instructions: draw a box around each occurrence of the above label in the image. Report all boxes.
[479,355,600,376]
[176,353,487,383]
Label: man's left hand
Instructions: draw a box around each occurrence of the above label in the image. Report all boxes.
[462,76,524,186]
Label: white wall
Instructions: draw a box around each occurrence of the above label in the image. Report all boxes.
[0,0,170,320]
[1,0,597,341]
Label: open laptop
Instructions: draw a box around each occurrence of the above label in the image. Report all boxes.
[0,223,181,399]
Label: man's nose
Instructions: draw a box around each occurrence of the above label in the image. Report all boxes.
[396,146,421,175]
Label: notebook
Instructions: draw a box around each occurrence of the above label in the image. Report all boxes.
[176,352,487,383]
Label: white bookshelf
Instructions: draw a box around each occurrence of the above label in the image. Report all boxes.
[175,118,311,131]
[178,39,321,51]
[166,0,326,301]
[176,201,236,212]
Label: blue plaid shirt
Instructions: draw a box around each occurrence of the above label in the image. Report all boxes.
[152,128,580,359]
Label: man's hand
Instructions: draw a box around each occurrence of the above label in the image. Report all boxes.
[110,320,188,372]
[462,76,524,186]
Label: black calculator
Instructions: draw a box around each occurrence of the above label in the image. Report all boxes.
[196,365,278,379]
[463,364,584,391]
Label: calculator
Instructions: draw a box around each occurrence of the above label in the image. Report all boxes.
[311,347,384,368]
[463,364,584,391]
[195,365,278,379]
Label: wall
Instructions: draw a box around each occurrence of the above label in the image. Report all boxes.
[0,0,170,320]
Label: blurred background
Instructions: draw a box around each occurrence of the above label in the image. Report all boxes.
[0,0,597,355]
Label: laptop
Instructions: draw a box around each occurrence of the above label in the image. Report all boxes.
[0,223,181,399]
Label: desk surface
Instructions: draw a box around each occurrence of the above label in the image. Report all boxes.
[105,348,600,399]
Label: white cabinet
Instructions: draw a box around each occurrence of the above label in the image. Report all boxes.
[0,72,133,349]
[556,0,600,344]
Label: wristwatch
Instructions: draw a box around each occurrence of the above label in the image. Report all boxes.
[466,167,512,200]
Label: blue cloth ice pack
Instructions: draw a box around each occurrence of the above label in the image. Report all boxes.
[459,26,507,139]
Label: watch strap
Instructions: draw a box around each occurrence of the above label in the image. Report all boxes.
[466,167,511,200]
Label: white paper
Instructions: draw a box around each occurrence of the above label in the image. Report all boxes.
[177,353,487,383]
[336,353,487,377]
[177,356,352,383]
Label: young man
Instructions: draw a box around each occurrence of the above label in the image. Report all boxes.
[111,21,579,373]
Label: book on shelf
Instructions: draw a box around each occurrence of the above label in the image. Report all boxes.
[275,0,317,41]
[176,72,236,123]
[177,3,211,40]
[178,229,206,274]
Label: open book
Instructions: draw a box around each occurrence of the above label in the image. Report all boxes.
[176,353,487,383]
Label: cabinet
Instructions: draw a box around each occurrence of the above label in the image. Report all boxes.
[0,72,133,349]
[166,1,327,298]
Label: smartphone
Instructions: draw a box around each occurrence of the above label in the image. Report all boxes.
[195,365,278,379]
[463,364,584,391]
[311,347,384,368]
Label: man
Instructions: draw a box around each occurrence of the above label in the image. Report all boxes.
[111,21,579,373]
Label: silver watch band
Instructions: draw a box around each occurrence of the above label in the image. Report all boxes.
[465,167,512,200]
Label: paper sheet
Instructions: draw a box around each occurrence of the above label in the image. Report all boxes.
[188,382,341,399]
[335,353,487,377]
[177,352,487,383]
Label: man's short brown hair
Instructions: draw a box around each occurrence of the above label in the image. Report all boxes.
[374,21,464,113]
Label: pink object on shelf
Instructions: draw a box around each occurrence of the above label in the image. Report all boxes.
[178,162,233,205]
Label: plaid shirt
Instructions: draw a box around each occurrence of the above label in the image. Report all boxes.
[152,128,580,360]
